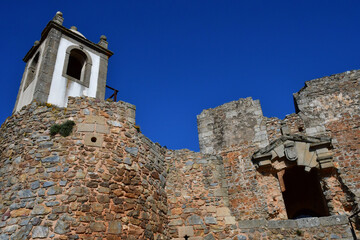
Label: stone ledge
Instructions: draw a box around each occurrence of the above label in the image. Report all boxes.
[238,215,348,230]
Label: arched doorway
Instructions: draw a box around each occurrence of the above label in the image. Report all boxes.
[282,166,329,219]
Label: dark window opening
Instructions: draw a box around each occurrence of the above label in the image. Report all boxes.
[24,52,40,91]
[281,166,329,219]
[66,49,87,81]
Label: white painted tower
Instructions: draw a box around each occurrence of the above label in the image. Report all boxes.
[14,12,113,112]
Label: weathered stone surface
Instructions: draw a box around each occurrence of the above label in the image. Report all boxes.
[268,220,297,229]
[31,205,51,215]
[32,226,49,238]
[90,222,106,232]
[18,189,35,199]
[319,215,348,226]
[125,147,138,156]
[108,221,122,234]
[43,181,54,188]
[238,219,267,229]
[296,217,320,228]
[41,155,60,163]
[54,220,70,234]
[204,216,217,225]
[10,208,31,217]
[186,215,204,225]
[204,233,215,240]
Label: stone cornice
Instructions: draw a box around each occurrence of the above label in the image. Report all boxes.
[23,21,113,62]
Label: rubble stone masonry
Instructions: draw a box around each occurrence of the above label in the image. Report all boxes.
[0,69,359,239]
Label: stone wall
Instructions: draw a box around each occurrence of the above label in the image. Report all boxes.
[294,70,360,208]
[0,97,168,240]
[196,70,360,238]
[1,69,359,239]
[197,97,269,155]
[165,150,237,239]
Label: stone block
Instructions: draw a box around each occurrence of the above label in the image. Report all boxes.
[178,226,194,237]
[107,120,122,127]
[32,226,49,238]
[238,219,267,229]
[216,207,231,217]
[207,206,217,213]
[204,233,215,240]
[96,124,109,134]
[125,147,138,156]
[296,217,320,228]
[108,221,122,234]
[31,205,51,215]
[54,220,70,234]
[204,216,217,225]
[41,155,60,163]
[84,115,106,124]
[77,123,95,132]
[90,222,106,232]
[18,189,35,199]
[268,219,297,229]
[319,215,348,226]
[169,219,183,226]
[214,188,227,197]
[10,208,31,217]
[84,133,103,147]
[224,216,236,225]
[186,215,204,225]
[43,181,54,188]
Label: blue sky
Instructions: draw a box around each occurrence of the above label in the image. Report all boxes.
[1,1,359,151]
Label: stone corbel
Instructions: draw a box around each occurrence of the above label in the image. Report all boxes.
[310,141,334,169]
[252,153,272,168]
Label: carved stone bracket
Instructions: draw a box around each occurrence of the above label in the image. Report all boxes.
[252,134,334,171]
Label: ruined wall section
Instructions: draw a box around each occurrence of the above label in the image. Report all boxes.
[294,70,359,136]
[197,98,273,221]
[0,97,169,240]
[294,70,360,209]
[197,97,269,155]
[165,150,238,240]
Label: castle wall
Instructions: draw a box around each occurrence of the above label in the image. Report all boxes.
[196,70,360,239]
[0,97,168,240]
[197,97,269,155]
[2,68,359,240]
[165,150,236,239]
[294,70,360,206]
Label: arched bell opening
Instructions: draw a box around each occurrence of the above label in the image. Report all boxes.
[281,166,329,219]
[62,46,92,88]
[66,49,87,81]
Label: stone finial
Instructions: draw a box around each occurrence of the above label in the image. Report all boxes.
[98,35,108,49]
[53,11,64,25]
[33,41,40,47]
[70,26,77,31]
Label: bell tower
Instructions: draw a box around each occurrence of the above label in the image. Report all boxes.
[13,11,113,112]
